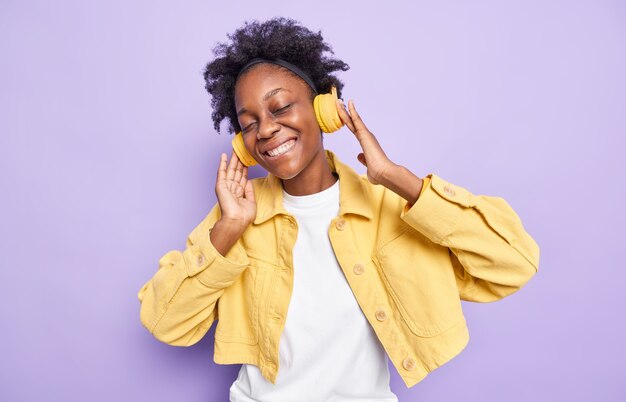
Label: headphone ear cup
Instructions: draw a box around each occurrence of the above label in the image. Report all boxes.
[231,132,258,167]
[314,86,344,133]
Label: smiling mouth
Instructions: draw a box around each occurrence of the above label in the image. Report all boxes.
[265,139,296,157]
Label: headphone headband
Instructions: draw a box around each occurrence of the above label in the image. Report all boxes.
[236,58,318,93]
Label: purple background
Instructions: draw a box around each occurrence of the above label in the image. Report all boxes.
[1,0,624,401]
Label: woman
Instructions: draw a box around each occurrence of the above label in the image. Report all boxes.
[138,17,540,402]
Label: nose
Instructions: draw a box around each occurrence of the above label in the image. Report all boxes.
[257,114,281,140]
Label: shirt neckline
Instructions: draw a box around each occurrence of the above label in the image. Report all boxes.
[282,179,340,210]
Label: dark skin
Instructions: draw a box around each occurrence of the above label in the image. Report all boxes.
[235,64,337,196]
[210,64,424,255]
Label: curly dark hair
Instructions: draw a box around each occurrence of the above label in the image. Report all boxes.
[203,17,350,134]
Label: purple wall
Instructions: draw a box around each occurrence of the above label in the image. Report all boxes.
[1,0,624,401]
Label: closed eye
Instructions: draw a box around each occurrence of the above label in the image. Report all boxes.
[273,104,291,115]
[241,122,256,133]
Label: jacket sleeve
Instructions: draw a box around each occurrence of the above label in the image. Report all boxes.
[400,174,540,302]
[137,203,250,346]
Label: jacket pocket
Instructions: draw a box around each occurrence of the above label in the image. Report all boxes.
[374,230,464,337]
[214,256,267,345]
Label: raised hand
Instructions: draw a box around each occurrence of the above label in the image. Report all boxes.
[335,99,424,205]
[215,152,256,231]
[335,99,396,185]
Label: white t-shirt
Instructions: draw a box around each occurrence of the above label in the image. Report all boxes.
[230,179,398,402]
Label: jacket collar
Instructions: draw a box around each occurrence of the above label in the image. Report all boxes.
[253,150,374,225]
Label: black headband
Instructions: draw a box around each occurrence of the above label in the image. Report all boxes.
[236,58,318,93]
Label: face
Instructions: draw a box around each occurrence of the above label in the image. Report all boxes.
[234,64,325,181]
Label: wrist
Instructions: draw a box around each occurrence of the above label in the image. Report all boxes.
[214,217,249,236]
[381,164,423,205]
[209,218,248,257]
[378,162,402,188]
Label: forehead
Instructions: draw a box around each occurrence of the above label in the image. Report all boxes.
[234,64,311,106]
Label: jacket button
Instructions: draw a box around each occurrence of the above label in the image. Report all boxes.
[353,263,365,275]
[443,185,456,197]
[375,310,387,321]
[403,357,416,371]
[335,218,346,231]
[196,254,205,266]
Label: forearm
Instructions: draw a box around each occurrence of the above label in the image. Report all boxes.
[209,218,248,257]
[400,174,540,301]
[139,258,221,345]
[138,205,250,345]
[379,163,424,206]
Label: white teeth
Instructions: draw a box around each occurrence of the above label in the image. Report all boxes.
[267,140,295,157]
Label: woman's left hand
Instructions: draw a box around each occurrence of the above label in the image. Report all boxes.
[336,99,425,205]
[335,99,396,185]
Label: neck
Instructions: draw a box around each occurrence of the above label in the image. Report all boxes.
[281,150,337,196]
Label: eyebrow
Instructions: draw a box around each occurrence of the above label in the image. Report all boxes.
[237,87,291,116]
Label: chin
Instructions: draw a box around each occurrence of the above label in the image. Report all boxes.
[258,145,306,179]
[267,162,303,181]
[256,133,324,180]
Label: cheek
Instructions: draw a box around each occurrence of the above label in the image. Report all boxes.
[289,102,320,133]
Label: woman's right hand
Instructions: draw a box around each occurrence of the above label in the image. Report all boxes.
[215,152,257,230]
[210,152,256,257]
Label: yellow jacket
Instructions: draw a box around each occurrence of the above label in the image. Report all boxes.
[138,150,539,388]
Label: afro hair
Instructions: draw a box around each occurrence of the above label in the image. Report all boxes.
[203,17,349,134]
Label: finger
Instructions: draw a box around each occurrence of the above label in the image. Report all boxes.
[231,158,244,192]
[239,165,249,186]
[244,179,255,202]
[239,167,248,196]
[216,153,227,182]
[336,99,356,132]
[233,182,244,198]
[233,158,243,182]
[357,152,367,166]
[226,151,238,181]
[348,100,369,133]
[347,100,387,155]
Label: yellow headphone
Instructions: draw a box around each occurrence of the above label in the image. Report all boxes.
[232,86,343,167]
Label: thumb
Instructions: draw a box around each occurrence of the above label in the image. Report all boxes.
[357,153,367,167]
[244,179,255,202]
